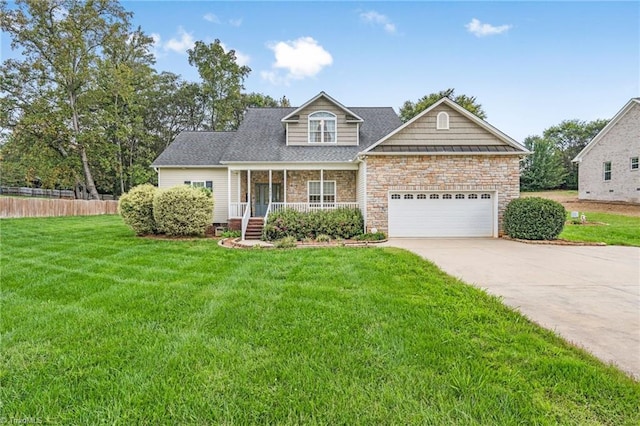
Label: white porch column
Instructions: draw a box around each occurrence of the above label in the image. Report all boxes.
[268,169,272,204]
[247,169,251,216]
[283,169,287,204]
[237,171,241,205]
[227,168,231,220]
[320,169,324,208]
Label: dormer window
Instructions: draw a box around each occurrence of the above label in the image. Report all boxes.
[436,112,449,130]
[309,111,336,143]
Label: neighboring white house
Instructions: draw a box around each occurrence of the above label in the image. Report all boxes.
[573,98,640,203]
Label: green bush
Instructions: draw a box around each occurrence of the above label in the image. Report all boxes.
[273,236,298,249]
[315,234,331,243]
[263,208,364,241]
[354,232,386,241]
[118,184,158,235]
[153,185,214,237]
[504,197,566,240]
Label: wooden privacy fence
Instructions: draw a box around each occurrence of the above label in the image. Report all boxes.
[0,197,119,218]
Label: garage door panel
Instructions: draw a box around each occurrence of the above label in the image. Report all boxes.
[388,192,494,237]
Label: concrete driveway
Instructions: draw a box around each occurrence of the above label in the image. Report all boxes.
[384,238,640,379]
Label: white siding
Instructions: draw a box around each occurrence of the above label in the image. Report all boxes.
[578,103,640,203]
[158,167,229,223]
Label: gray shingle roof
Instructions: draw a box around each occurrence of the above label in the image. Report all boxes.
[152,131,235,166]
[152,107,402,166]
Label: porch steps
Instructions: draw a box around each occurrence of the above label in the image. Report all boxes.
[244,218,264,240]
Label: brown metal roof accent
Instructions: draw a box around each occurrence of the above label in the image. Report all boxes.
[369,144,520,153]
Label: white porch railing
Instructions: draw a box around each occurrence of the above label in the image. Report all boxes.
[270,202,360,214]
[241,203,251,240]
[229,202,248,218]
[263,202,273,225]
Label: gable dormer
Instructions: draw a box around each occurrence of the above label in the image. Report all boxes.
[282,92,363,146]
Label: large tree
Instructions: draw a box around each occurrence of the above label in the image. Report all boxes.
[542,119,608,189]
[187,40,251,131]
[520,136,567,191]
[399,88,487,122]
[1,0,135,199]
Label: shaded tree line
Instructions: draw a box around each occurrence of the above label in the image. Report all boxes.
[0,0,288,198]
[520,119,608,191]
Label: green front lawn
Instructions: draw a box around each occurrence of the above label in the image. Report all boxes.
[1,216,638,424]
[561,212,640,246]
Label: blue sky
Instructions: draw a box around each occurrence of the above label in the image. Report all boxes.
[3,1,639,141]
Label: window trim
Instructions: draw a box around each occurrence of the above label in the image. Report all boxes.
[603,161,612,181]
[308,111,337,144]
[436,111,450,130]
[308,180,336,204]
[631,157,639,171]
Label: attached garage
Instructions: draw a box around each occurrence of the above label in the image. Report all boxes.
[387,191,497,237]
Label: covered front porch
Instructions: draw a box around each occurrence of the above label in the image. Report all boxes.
[225,163,362,239]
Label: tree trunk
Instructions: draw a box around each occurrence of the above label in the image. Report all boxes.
[80,145,101,199]
[69,90,101,200]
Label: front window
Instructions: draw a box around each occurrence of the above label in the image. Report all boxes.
[309,112,336,143]
[631,157,639,170]
[191,181,205,188]
[308,181,336,203]
[604,162,612,181]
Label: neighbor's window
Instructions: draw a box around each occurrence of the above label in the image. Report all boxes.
[309,111,336,143]
[631,157,639,171]
[436,111,450,130]
[603,162,612,181]
[308,181,336,203]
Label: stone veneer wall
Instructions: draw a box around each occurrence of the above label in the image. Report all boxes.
[365,155,521,235]
[238,170,357,204]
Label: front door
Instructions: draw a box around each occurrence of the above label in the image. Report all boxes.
[254,184,281,216]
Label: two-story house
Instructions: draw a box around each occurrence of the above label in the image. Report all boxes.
[152,92,529,239]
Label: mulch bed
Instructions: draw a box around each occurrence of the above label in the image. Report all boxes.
[501,236,606,246]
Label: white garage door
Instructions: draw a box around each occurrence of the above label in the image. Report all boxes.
[388,191,495,237]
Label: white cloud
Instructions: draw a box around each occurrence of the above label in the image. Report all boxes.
[229,18,243,27]
[203,13,220,24]
[262,37,333,84]
[164,27,195,54]
[360,10,396,34]
[220,42,251,66]
[466,18,512,37]
[149,32,163,57]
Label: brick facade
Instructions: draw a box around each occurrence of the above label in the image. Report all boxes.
[577,103,640,203]
[365,155,521,234]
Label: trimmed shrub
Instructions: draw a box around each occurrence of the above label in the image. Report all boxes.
[153,185,214,237]
[263,207,364,241]
[503,197,566,240]
[118,184,158,235]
